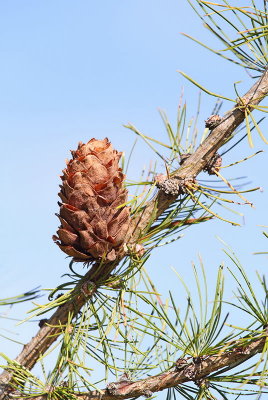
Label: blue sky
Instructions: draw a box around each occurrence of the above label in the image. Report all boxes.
[1,0,268,387]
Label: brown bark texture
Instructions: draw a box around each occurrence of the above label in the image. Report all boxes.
[1,68,268,398]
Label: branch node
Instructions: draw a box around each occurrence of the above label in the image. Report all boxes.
[80,281,97,297]
[175,358,190,371]
[155,175,196,196]
[106,382,117,395]
[106,374,134,396]
[193,356,202,364]
[203,153,222,175]
[184,366,196,380]
[118,372,132,382]
[205,115,222,129]
[38,319,48,328]
[236,97,248,112]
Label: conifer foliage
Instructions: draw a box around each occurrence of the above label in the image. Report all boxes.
[1,1,268,400]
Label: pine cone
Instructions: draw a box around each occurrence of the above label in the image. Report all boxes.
[53,138,130,262]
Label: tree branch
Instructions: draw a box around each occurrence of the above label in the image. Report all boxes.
[4,330,267,400]
[1,68,268,395]
[129,68,268,238]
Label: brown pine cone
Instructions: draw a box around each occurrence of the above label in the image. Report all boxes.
[53,138,130,262]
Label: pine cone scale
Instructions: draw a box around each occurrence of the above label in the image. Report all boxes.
[57,229,79,246]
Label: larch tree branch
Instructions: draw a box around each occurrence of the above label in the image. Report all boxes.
[6,330,268,400]
[1,67,268,396]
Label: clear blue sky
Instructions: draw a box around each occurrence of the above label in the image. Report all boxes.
[1,0,267,387]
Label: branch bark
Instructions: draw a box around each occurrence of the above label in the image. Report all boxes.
[1,68,268,396]
[4,331,267,400]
